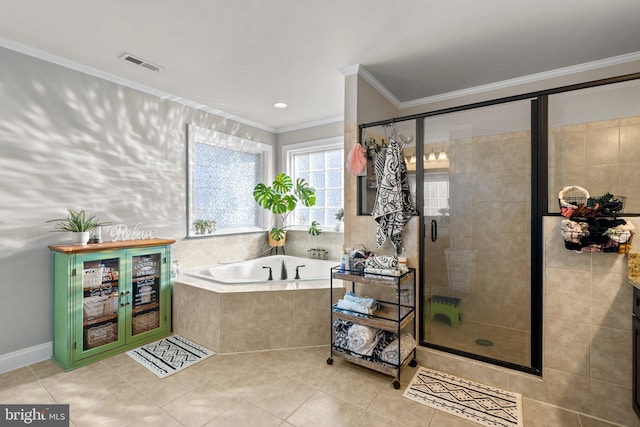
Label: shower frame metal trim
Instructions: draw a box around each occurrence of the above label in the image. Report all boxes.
[357,72,640,376]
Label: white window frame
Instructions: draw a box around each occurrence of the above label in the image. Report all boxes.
[282,136,344,231]
[187,124,273,237]
[423,171,449,217]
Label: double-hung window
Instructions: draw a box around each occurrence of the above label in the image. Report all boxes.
[187,124,272,236]
[283,137,344,230]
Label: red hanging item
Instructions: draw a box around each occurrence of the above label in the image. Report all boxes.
[347,143,367,176]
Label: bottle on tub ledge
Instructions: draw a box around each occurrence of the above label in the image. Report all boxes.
[340,248,351,272]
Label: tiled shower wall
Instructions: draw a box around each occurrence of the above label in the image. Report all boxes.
[426,130,532,332]
[418,216,636,426]
[418,119,639,425]
[543,216,635,425]
[549,115,640,212]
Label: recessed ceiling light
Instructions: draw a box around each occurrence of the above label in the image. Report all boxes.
[273,102,288,109]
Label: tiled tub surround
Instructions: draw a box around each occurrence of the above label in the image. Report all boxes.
[173,276,345,354]
[172,230,344,272]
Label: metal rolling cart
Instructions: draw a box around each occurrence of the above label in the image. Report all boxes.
[327,266,417,389]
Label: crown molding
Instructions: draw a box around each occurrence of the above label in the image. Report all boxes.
[338,64,361,77]
[275,115,344,134]
[342,64,401,108]
[0,37,277,133]
[398,51,640,109]
[343,52,640,112]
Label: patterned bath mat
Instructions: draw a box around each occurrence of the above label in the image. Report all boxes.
[127,335,214,378]
[403,367,523,427]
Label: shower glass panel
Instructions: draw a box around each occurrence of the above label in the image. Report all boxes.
[548,79,640,214]
[422,99,533,368]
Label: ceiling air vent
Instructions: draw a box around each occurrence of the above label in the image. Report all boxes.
[119,53,161,72]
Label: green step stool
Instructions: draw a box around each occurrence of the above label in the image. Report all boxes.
[428,295,462,328]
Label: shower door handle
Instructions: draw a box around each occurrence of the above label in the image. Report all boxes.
[431,220,437,242]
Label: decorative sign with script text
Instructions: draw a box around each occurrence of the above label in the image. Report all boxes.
[109,223,154,241]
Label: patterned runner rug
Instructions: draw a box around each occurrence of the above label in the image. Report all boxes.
[403,367,523,427]
[127,335,214,378]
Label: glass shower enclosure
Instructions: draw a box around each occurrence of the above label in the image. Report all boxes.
[421,99,533,368]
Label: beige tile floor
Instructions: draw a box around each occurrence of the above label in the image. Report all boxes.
[0,346,626,427]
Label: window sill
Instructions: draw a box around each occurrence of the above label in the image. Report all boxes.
[186,227,265,239]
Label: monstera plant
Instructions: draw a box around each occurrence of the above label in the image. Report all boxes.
[253,173,321,243]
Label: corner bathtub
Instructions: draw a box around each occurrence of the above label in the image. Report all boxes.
[173,255,345,353]
[185,255,337,288]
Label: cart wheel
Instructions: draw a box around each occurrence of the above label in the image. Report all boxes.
[326,357,333,365]
[409,359,418,367]
[393,380,401,389]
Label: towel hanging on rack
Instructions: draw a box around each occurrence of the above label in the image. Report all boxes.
[346,143,367,176]
[371,137,417,255]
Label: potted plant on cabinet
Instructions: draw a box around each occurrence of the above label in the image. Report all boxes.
[47,208,111,245]
[253,173,321,246]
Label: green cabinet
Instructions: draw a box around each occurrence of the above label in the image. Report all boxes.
[49,239,175,370]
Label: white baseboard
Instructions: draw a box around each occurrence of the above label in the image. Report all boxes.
[0,342,52,374]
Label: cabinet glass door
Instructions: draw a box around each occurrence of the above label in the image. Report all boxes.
[80,257,122,352]
[130,252,162,337]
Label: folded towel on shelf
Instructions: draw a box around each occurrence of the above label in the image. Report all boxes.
[334,299,373,316]
[364,266,407,277]
[347,324,382,356]
[380,333,416,365]
[332,319,402,365]
[344,292,378,309]
[333,319,352,334]
[365,255,399,270]
[333,319,351,349]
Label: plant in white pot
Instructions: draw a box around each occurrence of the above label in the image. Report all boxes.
[47,208,111,245]
[253,173,321,246]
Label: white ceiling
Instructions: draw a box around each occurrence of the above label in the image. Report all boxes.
[1,0,639,132]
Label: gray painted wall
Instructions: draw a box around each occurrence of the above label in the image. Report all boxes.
[0,46,276,357]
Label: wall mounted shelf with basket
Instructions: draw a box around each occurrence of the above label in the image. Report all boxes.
[558,186,634,253]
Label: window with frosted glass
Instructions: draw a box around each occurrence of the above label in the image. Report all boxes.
[290,148,343,227]
[192,143,259,230]
[187,124,271,236]
[424,172,449,216]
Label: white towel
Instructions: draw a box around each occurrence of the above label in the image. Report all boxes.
[364,265,408,277]
[347,324,380,356]
[381,333,416,365]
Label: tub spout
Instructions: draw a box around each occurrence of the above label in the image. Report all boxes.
[262,266,273,281]
[294,265,306,280]
[280,261,288,280]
